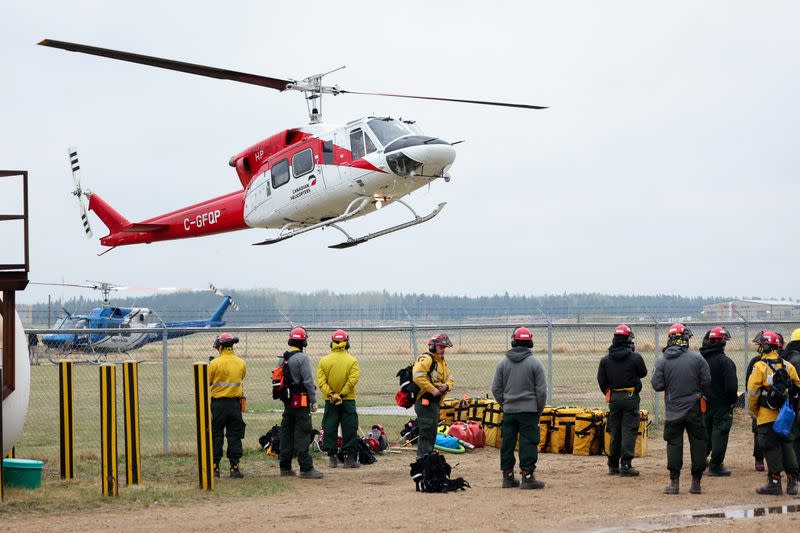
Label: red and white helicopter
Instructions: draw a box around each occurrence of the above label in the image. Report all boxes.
[40,39,546,250]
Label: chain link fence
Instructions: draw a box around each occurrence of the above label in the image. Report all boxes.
[18,320,799,471]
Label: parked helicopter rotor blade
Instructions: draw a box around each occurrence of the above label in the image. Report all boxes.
[39,39,294,91]
[30,282,98,289]
[338,90,547,110]
[209,282,240,311]
[78,198,93,239]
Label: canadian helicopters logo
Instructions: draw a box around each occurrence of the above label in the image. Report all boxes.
[308,175,317,186]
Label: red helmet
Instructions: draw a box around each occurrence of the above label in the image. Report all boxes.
[331,329,349,342]
[614,324,634,338]
[708,326,731,341]
[513,327,533,341]
[289,327,308,341]
[755,330,784,349]
[428,333,453,350]
[669,323,693,338]
[213,332,239,349]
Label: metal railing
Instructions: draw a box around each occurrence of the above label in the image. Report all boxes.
[18,320,799,469]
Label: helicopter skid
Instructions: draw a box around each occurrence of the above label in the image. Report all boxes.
[253,197,371,246]
[328,201,446,249]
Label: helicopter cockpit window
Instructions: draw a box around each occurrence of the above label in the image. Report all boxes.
[364,134,377,154]
[271,159,290,188]
[367,119,411,146]
[292,149,314,177]
[350,129,365,160]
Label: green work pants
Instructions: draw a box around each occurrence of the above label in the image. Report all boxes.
[757,422,799,475]
[500,412,540,472]
[211,397,245,467]
[414,398,440,458]
[752,418,764,460]
[663,402,706,477]
[322,400,359,456]
[279,405,314,472]
[704,399,733,468]
[607,391,640,468]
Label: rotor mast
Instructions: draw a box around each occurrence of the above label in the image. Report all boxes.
[287,66,346,123]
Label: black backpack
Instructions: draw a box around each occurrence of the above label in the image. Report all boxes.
[258,425,282,455]
[761,359,792,409]
[337,439,378,465]
[396,357,438,401]
[409,452,470,493]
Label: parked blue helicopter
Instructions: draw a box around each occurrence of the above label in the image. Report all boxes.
[32,281,238,362]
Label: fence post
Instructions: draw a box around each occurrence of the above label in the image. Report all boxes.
[742,320,749,376]
[653,322,660,426]
[99,363,118,497]
[193,362,214,491]
[122,361,141,485]
[162,328,169,455]
[1,366,4,502]
[59,360,75,480]
[547,321,553,404]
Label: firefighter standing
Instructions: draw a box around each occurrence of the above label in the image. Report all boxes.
[412,333,455,458]
[492,327,547,489]
[317,329,361,469]
[747,331,800,495]
[700,326,738,476]
[784,329,800,464]
[279,327,324,479]
[209,332,247,479]
[597,325,648,477]
[651,324,711,494]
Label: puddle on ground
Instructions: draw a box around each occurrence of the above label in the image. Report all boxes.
[692,503,800,520]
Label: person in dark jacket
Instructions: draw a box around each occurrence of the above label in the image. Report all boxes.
[785,328,800,463]
[746,352,768,471]
[699,326,738,477]
[597,324,647,477]
[492,327,547,490]
[651,324,711,495]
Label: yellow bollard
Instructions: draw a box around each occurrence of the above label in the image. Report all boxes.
[122,361,141,485]
[59,360,75,479]
[99,363,118,497]
[193,362,214,491]
[6,447,15,458]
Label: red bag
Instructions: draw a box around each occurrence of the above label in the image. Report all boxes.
[447,422,472,443]
[467,421,486,448]
[395,390,414,409]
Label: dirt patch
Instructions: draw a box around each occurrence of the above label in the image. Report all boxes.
[5,411,800,532]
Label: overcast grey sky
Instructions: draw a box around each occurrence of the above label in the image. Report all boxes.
[2,1,798,304]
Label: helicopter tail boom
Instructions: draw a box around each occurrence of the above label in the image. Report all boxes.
[88,193,130,233]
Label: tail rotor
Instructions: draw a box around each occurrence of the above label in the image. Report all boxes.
[68,146,93,239]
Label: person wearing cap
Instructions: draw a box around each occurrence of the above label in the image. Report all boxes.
[699,326,738,477]
[597,324,648,477]
[317,329,361,469]
[747,331,800,495]
[492,326,547,489]
[279,326,323,479]
[412,333,455,458]
[209,332,247,479]
[651,323,711,495]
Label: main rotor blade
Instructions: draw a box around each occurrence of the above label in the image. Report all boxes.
[38,39,293,91]
[30,282,97,289]
[339,90,547,110]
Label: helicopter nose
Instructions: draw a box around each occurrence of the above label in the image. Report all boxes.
[384,138,456,177]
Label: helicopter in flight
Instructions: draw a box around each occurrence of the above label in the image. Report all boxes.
[39,39,546,251]
[31,281,238,363]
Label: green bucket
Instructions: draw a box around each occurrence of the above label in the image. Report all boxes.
[2,458,44,489]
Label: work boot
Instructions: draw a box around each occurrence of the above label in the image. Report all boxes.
[787,474,798,496]
[328,453,338,468]
[520,470,545,490]
[663,475,680,495]
[213,463,220,478]
[620,463,639,477]
[343,454,361,469]
[279,468,296,477]
[300,468,325,479]
[755,458,765,472]
[689,476,702,494]
[502,470,520,488]
[608,465,620,475]
[756,473,783,495]
[229,464,244,479]
[708,464,731,477]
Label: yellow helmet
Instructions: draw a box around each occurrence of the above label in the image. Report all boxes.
[791,328,800,343]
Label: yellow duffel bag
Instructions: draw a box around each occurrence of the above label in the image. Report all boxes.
[603,409,650,458]
[573,409,605,456]
[439,399,459,426]
[485,425,503,449]
[481,399,504,428]
[538,407,556,452]
[454,399,472,422]
[547,407,581,454]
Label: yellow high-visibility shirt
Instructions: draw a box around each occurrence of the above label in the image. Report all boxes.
[412,350,455,405]
[316,344,360,400]
[747,353,800,425]
[209,348,246,399]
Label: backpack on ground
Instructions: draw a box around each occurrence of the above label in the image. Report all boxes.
[401,419,419,443]
[337,438,378,464]
[409,452,470,493]
[258,425,282,456]
[272,352,293,400]
[365,424,389,452]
